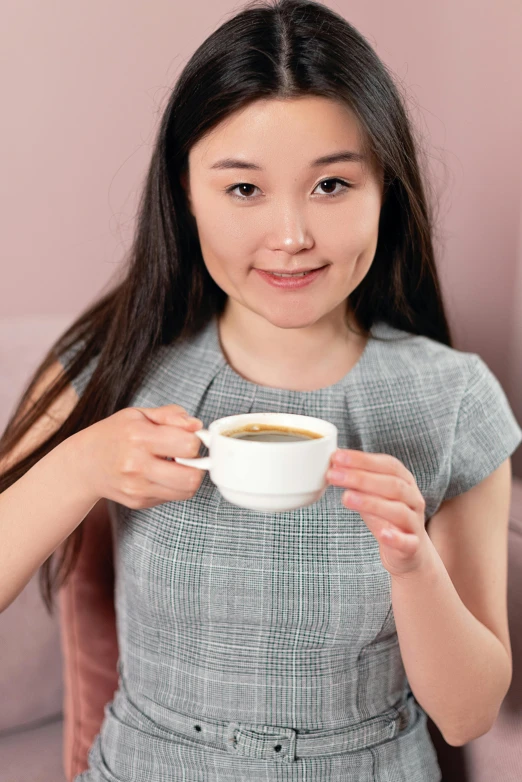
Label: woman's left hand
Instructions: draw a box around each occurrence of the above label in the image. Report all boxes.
[326,448,434,579]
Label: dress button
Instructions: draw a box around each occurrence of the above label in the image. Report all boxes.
[274,744,282,752]
[194,725,202,732]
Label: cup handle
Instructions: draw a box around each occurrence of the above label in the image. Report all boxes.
[173,428,212,470]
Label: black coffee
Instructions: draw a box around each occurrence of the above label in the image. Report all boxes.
[221,423,322,442]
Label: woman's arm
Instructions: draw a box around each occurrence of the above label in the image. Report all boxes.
[390,456,513,746]
[327,448,513,747]
[0,361,100,613]
[390,538,511,746]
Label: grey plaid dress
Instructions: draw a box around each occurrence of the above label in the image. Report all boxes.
[59,315,522,782]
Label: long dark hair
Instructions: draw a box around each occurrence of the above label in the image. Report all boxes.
[0,0,453,615]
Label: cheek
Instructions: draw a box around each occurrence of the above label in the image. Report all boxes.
[198,210,258,260]
[197,233,251,295]
[194,192,259,246]
[323,225,377,266]
[318,196,381,258]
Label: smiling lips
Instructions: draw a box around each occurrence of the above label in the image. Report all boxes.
[254,265,328,288]
[261,266,326,275]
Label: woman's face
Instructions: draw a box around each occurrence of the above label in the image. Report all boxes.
[182,96,384,330]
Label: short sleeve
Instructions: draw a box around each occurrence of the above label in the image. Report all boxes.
[444,354,522,501]
[56,339,101,400]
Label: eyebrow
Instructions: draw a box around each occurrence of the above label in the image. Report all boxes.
[208,150,366,171]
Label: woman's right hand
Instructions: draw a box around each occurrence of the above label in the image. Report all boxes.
[77,404,206,509]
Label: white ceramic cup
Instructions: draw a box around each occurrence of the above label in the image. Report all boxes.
[174,412,338,512]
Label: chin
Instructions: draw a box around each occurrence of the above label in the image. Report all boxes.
[256,309,324,330]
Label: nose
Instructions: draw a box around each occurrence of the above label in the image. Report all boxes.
[266,204,314,254]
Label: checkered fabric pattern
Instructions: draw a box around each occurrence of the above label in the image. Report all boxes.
[58,315,522,781]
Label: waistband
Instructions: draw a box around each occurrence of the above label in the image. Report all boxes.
[115,689,418,764]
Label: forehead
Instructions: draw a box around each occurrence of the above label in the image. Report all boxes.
[188,96,370,172]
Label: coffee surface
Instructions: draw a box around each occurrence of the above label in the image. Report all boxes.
[221,422,322,442]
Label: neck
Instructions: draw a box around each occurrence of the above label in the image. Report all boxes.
[216,304,367,391]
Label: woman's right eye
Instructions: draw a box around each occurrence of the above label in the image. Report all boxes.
[225,183,260,200]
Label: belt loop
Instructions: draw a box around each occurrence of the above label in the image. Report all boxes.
[226,721,297,762]
[392,694,416,736]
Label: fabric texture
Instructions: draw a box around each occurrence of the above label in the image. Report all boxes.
[57,315,522,782]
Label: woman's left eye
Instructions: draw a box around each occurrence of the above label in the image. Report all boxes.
[314,178,352,197]
[225,178,352,200]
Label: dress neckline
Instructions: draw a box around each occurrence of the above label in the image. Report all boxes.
[204,314,381,396]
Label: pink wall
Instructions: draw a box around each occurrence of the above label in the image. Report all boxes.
[1,0,521,474]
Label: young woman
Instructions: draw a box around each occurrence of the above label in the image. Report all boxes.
[1,1,520,780]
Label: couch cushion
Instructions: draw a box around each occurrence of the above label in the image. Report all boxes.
[0,572,63,733]
[0,716,66,781]
[58,501,119,781]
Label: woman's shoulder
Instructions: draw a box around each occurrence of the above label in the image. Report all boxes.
[370,320,475,381]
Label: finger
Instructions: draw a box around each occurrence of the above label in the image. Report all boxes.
[148,422,203,460]
[327,467,424,512]
[342,490,419,531]
[332,449,416,486]
[134,404,194,425]
[359,513,417,550]
[149,456,204,493]
[380,526,420,551]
